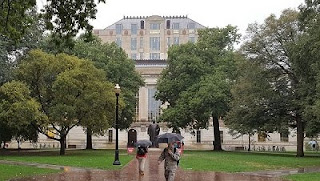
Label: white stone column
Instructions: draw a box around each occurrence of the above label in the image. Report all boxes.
[139,87,148,122]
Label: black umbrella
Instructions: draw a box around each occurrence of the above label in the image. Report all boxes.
[157,133,184,143]
[135,140,152,147]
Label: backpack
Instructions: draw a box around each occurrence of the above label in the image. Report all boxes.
[137,147,146,155]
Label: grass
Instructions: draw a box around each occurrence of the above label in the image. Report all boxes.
[0,149,134,170]
[0,164,60,181]
[180,150,320,172]
[284,172,320,181]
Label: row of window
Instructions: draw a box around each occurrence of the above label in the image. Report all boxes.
[116,21,196,35]
[116,36,196,50]
[130,53,160,60]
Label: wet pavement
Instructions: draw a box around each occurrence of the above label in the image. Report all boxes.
[4,149,319,181]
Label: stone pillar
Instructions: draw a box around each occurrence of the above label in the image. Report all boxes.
[139,87,148,122]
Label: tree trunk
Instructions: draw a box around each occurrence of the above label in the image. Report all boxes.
[86,128,93,149]
[59,136,66,155]
[213,116,222,151]
[296,115,304,157]
[248,135,251,151]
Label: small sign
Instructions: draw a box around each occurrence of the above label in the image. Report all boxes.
[127,147,135,154]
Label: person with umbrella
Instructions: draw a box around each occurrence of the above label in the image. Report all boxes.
[135,140,152,175]
[157,133,183,181]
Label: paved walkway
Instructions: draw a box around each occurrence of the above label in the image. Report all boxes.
[3,149,319,181]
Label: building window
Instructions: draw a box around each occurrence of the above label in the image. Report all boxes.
[108,130,113,142]
[173,37,179,45]
[131,24,137,35]
[196,130,201,143]
[116,37,122,47]
[167,37,171,48]
[140,52,143,59]
[189,37,195,43]
[166,20,171,29]
[131,37,137,50]
[172,23,179,29]
[150,23,160,30]
[258,132,267,142]
[280,132,289,142]
[150,53,160,59]
[150,37,160,50]
[148,88,162,121]
[220,131,223,144]
[140,20,144,29]
[116,24,122,35]
[131,53,137,59]
[140,37,143,48]
[188,23,195,29]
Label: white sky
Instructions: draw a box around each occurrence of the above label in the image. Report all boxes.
[37,0,305,39]
[90,0,305,36]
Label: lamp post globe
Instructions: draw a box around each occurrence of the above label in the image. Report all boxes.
[113,84,121,165]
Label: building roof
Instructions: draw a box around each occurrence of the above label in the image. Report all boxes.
[103,15,206,30]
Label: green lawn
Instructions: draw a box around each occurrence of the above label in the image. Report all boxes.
[180,150,320,172]
[284,172,320,181]
[0,149,134,170]
[0,164,60,181]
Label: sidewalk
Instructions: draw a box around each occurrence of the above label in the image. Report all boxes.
[8,149,283,181]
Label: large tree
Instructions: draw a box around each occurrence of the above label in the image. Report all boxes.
[41,35,144,149]
[15,49,117,155]
[156,26,239,151]
[0,81,43,149]
[225,56,291,151]
[238,8,320,156]
[295,0,320,137]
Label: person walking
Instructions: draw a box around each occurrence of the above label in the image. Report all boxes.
[158,142,180,181]
[136,146,148,175]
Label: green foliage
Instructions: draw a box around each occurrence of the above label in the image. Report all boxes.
[0,9,45,86]
[0,81,42,144]
[63,37,144,129]
[0,0,36,42]
[40,0,106,49]
[14,49,116,154]
[156,26,239,131]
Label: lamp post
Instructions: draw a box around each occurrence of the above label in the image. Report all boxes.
[113,84,121,165]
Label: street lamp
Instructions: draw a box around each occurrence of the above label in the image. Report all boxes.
[113,84,121,165]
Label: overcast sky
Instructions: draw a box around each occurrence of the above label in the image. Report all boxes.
[37,0,305,38]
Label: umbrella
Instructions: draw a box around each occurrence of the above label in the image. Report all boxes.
[157,133,184,143]
[135,140,152,147]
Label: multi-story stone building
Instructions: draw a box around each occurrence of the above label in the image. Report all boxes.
[93,15,205,123]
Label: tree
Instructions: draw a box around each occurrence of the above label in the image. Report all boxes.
[0,0,36,42]
[295,0,320,137]
[0,9,45,86]
[239,8,319,157]
[15,49,117,155]
[156,26,240,151]
[1,0,105,40]
[42,35,144,149]
[225,56,291,151]
[0,81,42,149]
